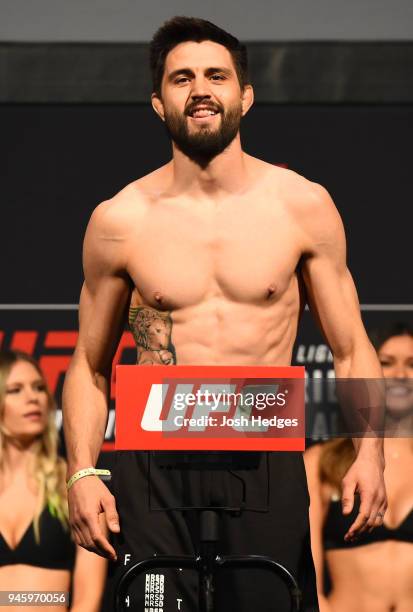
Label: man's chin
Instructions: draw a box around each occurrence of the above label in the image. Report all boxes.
[165,109,240,164]
[188,126,219,142]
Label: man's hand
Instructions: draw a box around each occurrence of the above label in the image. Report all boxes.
[68,476,120,560]
[341,448,387,541]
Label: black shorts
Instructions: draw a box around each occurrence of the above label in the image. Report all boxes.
[103,451,318,612]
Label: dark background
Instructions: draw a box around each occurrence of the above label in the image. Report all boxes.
[2,103,412,303]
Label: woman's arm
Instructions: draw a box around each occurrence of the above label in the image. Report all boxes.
[70,516,108,612]
[304,444,332,612]
[70,548,107,612]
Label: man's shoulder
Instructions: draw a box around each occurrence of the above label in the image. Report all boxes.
[249,156,331,208]
[276,167,329,207]
[89,165,169,230]
[279,171,344,250]
[273,167,338,225]
[256,162,343,246]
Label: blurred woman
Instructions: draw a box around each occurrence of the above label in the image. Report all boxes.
[305,323,413,612]
[0,350,107,611]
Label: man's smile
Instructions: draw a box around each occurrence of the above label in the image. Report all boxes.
[186,104,221,123]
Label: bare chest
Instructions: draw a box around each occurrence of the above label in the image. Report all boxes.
[0,486,37,549]
[127,199,302,309]
[383,457,413,528]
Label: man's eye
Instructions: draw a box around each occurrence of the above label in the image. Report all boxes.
[211,74,225,81]
[176,77,190,84]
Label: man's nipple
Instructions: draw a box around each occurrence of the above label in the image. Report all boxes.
[267,284,276,299]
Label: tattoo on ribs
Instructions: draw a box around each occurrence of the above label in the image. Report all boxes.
[129,304,176,365]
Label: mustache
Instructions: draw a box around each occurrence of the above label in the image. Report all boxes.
[184,102,223,116]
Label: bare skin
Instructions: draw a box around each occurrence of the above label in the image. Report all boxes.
[305,335,413,612]
[63,39,386,564]
[305,440,413,612]
[0,361,106,612]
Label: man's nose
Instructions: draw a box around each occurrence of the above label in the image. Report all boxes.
[190,76,212,98]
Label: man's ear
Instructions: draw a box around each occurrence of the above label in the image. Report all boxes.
[241,84,254,117]
[151,92,165,122]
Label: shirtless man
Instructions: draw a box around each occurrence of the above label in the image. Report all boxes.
[63,16,387,611]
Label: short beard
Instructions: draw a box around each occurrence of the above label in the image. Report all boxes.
[164,103,242,168]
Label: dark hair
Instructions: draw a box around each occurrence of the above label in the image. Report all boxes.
[369,322,413,352]
[149,16,249,95]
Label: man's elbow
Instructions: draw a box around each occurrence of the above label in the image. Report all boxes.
[330,338,355,366]
[332,336,381,377]
[63,349,111,401]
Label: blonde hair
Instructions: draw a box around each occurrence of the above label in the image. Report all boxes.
[319,438,355,491]
[0,351,69,543]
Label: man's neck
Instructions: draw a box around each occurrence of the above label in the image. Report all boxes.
[169,135,250,197]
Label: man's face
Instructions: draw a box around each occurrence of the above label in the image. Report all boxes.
[154,40,250,164]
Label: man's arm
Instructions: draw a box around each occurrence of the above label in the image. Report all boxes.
[300,182,387,539]
[63,201,131,559]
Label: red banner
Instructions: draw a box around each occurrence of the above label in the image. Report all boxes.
[116,365,305,451]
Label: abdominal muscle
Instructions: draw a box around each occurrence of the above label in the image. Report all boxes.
[0,565,71,611]
[326,541,413,612]
[164,283,301,367]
